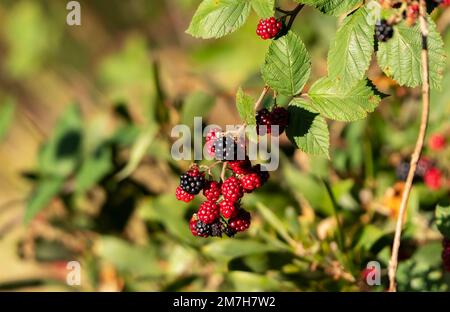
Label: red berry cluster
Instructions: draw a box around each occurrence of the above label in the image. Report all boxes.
[256,106,289,135]
[256,17,283,40]
[176,122,278,238]
[443,238,450,272]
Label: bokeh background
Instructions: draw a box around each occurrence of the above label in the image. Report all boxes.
[0,0,449,291]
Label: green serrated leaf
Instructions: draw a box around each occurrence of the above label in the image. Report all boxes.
[262,31,311,96]
[251,0,274,18]
[299,77,381,121]
[286,104,330,158]
[236,87,256,125]
[186,0,252,39]
[295,0,362,16]
[377,17,445,90]
[435,203,450,238]
[328,7,374,88]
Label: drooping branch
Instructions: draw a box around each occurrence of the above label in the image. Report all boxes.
[388,0,431,292]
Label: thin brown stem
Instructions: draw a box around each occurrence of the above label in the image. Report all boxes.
[286,4,305,30]
[254,86,270,111]
[220,162,228,181]
[388,0,430,292]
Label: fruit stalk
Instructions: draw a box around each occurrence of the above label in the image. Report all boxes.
[388,0,431,292]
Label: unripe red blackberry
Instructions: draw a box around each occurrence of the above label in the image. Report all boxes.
[375,19,394,42]
[228,209,251,233]
[203,180,222,201]
[406,3,420,25]
[256,17,283,40]
[256,108,272,135]
[176,186,195,203]
[442,238,450,272]
[205,128,221,156]
[198,201,220,224]
[221,176,244,202]
[270,106,289,134]
[189,217,199,236]
[252,164,270,186]
[239,172,262,193]
[424,167,443,190]
[228,159,253,175]
[179,167,206,195]
[206,127,221,143]
[429,133,446,151]
[219,199,239,219]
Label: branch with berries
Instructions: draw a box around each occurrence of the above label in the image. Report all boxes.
[176,106,287,238]
[185,0,450,289]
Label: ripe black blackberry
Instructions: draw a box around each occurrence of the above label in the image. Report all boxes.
[375,19,394,42]
[213,134,242,161]
[256,108,271,135]
[271,106,289,134]
[396,161,410,181]
[179,170,205,195]
[224,226,237,238]
[210,220,225,237]
[195,220,212,237]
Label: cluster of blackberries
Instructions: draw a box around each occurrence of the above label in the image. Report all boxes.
[176,104,290,238]
[177,161,268,238]
[443,238,450,272]
[396,157,444,190]
[256,106,289,135]
[177,132,275,238]
[375,19,394,42]
[256,17,283,40]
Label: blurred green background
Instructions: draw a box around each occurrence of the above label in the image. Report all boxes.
[0,0,449,291]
